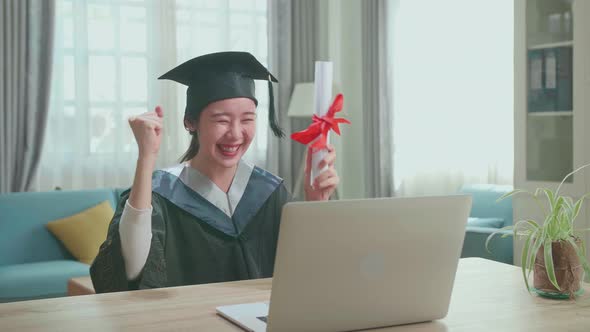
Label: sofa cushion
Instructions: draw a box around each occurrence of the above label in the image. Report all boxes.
[460,184,513,228]
[467,217,504,228]
[0,189,118,265]
[0,260,90,302]
[46,200,114,264]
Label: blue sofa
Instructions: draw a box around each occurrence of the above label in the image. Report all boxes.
[0,188,124,302]
[460,184,514,265]
[0,184,513,302]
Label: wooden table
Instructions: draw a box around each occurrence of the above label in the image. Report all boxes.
[0,258,589,331]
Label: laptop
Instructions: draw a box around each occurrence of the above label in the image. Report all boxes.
[217,195,471,332]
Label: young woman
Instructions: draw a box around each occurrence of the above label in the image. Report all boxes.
[90,52,340,292]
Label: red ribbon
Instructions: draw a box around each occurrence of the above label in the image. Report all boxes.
[290,94,350,150]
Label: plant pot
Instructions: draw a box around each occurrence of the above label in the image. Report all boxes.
[532,238,584,299]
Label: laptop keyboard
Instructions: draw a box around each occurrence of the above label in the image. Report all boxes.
[257,316,268,323]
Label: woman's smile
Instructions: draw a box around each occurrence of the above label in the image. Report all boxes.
[217,144,241,157]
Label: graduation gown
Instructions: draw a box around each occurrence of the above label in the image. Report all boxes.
[90,162,291,293]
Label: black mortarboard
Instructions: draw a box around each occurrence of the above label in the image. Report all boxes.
[158,51,284,138]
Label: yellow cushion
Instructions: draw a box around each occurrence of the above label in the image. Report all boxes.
[46,200,114,264]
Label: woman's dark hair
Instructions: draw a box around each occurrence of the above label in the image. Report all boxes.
[179,116,199,162]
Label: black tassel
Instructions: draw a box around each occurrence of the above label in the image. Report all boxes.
[268,80,284,138]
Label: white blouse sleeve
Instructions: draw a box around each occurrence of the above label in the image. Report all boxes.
[118,200,153,280]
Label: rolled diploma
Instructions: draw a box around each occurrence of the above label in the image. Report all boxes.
[311,61,333,185]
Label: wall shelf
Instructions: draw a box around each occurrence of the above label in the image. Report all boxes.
[527,111,573,116]
[528,40,573,50]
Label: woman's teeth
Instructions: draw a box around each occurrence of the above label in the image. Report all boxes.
[219,145,239,152]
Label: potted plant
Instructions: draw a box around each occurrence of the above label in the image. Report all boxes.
[487,165,590,299]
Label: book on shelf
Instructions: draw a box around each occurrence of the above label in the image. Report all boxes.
[527,46,572,113]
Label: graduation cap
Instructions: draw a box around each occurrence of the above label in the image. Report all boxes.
[158,51,284,138]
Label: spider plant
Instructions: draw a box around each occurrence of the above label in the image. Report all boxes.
[486,164,590,294]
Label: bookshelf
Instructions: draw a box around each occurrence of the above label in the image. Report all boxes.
[517,0,579,191]
[514,0,590,266]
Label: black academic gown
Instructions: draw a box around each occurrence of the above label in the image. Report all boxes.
[90,166,291,293]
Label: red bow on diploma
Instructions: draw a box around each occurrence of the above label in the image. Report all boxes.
[290,94,350,149]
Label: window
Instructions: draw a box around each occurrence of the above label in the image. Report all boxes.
[390,0,514,196]
[37,0,269,190]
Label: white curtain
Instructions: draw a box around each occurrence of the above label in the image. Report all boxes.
[390,0,514,196]
[1,0,55,193]
[34,0,269,191]
[267,0,320,199]
[361,0,393,198]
